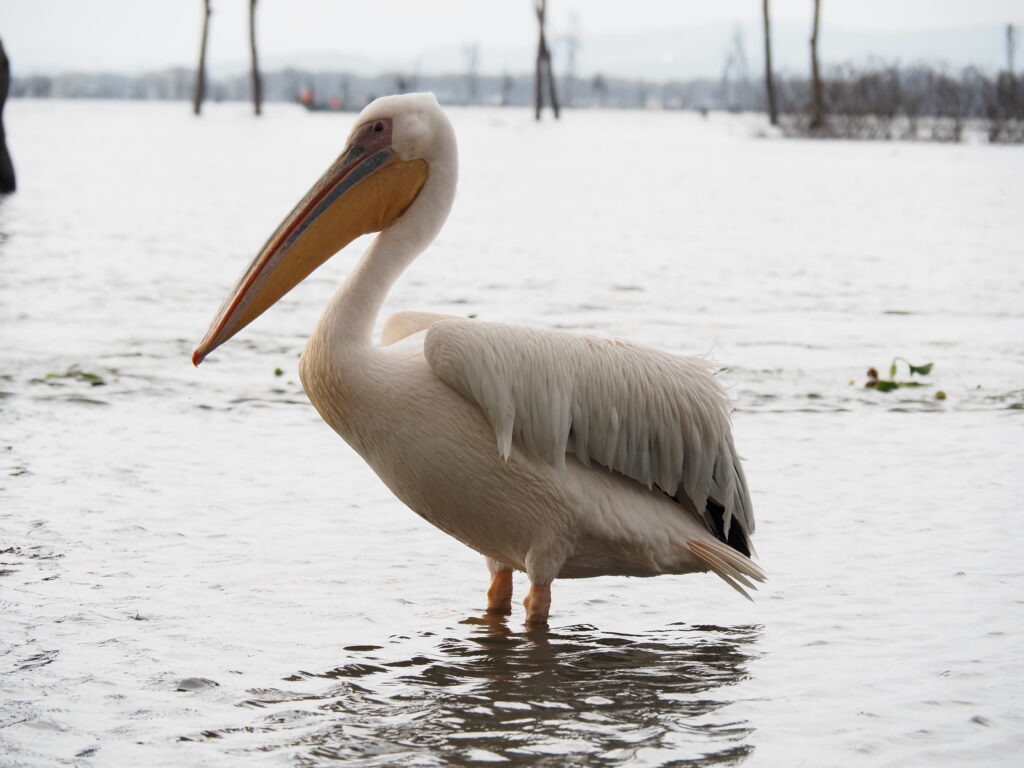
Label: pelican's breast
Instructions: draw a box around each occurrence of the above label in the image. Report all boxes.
[300,330,569,572]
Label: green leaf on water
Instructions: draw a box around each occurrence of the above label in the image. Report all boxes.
[44,368,106,386]
[935,390,947,400]
[868,358,938,396]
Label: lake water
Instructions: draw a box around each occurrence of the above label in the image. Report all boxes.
[1,100,1022,767]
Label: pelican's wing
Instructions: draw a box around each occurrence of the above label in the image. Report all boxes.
[424,319,754,548]
[381,311,463,346]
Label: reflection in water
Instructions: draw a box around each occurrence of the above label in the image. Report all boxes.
[227,619,760,766]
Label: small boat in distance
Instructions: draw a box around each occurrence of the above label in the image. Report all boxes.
[298,88,359,113]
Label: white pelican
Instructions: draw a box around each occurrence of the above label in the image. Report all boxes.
[194,93,764,625]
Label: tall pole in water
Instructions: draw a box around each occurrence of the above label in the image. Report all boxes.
[0,39,15,194]
[809,0,824,130]
[249,0,262,116]
[534,0,560,121]
[763,0,778,125]
[193,0,212,116]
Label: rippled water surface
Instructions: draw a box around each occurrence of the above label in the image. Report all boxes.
[2,101,1022,766]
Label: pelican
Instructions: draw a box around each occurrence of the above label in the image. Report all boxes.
[193,93,764,625]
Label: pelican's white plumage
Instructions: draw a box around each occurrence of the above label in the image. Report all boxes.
[194,93,764,624]
[424,319,754,547]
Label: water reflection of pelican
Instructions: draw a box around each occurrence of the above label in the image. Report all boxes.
[193,93,765,626]
[268,622,761,764]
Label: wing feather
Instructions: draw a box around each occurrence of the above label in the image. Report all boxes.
[380,311,463,346]
[423,319,754,546]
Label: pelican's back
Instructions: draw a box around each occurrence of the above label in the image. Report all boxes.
[423,319,755,555]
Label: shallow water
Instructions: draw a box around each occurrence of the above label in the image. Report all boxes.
[1,100,1022,767]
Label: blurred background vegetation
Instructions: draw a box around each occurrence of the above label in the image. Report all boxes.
[2,1,1023,142]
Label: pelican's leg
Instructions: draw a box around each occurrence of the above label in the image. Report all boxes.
[485,558,513,615]
[523,583,551,626]
[522,542,564,626]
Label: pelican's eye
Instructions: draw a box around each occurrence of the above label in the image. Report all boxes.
[373,121,385,133]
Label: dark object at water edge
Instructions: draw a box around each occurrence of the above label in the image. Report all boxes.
[0,38,15,193]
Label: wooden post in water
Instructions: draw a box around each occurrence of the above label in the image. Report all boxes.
[193,0,212,116]
[249,0,262,116]
[0,39,15,194]
[809,0,824,131]
[533,0,560,121]
[762,0,778,125]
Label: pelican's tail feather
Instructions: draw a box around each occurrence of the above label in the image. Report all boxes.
[687,539,767,601]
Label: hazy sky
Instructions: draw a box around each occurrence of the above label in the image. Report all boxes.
[3,0,1022,74]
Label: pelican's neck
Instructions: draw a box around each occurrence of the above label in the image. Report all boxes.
[324,152,457,350]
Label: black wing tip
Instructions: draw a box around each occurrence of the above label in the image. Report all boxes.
[705,497,751,558]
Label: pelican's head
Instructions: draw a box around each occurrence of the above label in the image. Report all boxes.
[193,92,454,366]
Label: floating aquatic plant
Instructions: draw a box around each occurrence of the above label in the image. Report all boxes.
[42,366,106,386]
[864,358,945,399]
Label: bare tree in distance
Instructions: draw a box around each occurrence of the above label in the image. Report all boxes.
[762,0,778,125]
[988,26,1023,142]
[464,44,480,105]
[0,39,15,193]
[193,0,212,115]
[395,58,422,97]
[533,0,560,120]
[1009,24,1018,79]
[591,73,608,108]
[249,0,262,115]
[562,12,580,109]
[501,73,514,106]
[809,0,825,130]
[720,27,751,112]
